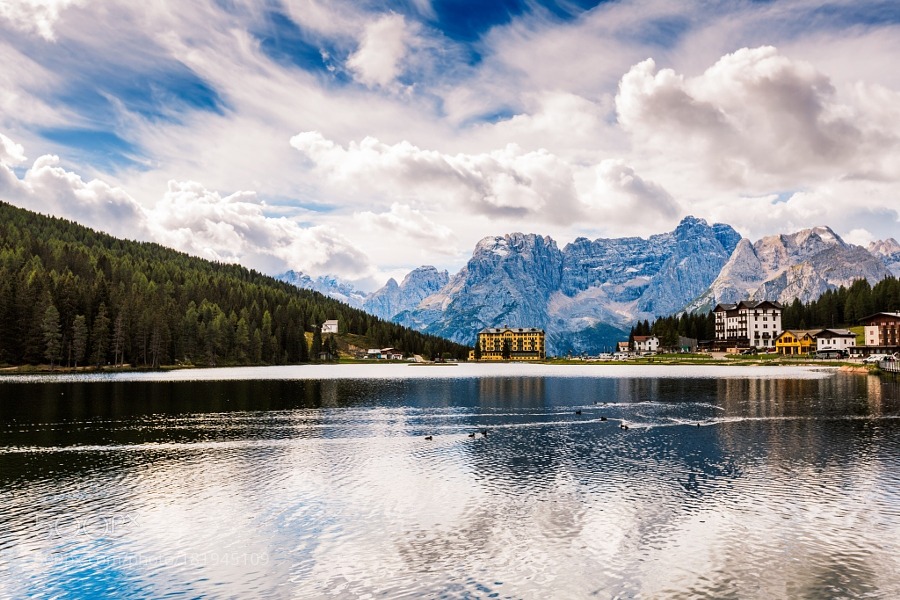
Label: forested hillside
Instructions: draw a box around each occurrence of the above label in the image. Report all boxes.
[0,202,469,367]
[781,277,900,329]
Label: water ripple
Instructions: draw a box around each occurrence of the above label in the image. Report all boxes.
[2,372,900,598]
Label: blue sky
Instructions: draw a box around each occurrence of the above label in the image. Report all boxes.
[2,0,900,289]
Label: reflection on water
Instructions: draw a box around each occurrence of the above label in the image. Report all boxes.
[1,371,900,598]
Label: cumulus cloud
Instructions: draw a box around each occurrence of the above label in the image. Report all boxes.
[347,13,414,88]
[0,0,80,40]
[356,202,455,247]
[616,46,899,189]
[0,150,150,241]
[290,131,586,225]
[150,180,373,280]
[589,159,679,220]
[0,133,26,164]
[0,133,378,284]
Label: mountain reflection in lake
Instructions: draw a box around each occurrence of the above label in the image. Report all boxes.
[1,367,899,599]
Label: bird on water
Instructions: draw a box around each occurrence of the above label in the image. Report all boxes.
[425,435,433,440]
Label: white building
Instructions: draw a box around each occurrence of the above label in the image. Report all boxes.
[713,300,783,349]
[321,320,339,334]
[633,335,660,353]
[815,329,857,351]
[366,347,404,360]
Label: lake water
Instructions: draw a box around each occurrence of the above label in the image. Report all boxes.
[1,364,899,599]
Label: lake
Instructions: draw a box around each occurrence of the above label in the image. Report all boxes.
[1,364,899,599]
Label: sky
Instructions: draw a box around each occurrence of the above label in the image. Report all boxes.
[2,0,900,291]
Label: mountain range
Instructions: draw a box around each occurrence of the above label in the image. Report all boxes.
[278,217,898,354]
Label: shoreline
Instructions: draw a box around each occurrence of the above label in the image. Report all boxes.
[0,355,873,376]
[0,361,852,384]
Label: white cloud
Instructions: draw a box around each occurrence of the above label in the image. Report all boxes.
[843,228,875,247]
[0,132,379,285]
[0,0,80,40]
[150,180,374,281]
[347,13,414,88]
[0,133,26,164]
[290,131,586,225]
[585,159,680,226]
[0,151,150,241]
[616,46,900,190]
[4,1,900,284]
[356,202,454,247]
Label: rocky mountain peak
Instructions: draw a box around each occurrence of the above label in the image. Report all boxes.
[363,265,449,321]
[281,219,894,356]
[869,238,900,255]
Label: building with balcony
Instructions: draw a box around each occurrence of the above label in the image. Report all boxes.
[713,300,783,349]
[860,312,900,348]
[473,327,546,361]
[775,330,817,355]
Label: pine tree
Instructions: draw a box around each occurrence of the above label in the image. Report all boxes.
[311,326,322,361]
[92,303,111,367]
[297,327,310,362]
[42,303,62,369]
[71,314,88,368]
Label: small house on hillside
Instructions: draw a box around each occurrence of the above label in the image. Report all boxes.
[321,320,339,334]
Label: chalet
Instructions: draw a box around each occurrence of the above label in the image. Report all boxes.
[775,330,817,355]
[321,320,339,334]
[617,341,630,353]
[475,327,546,361]
[714,300,783,350]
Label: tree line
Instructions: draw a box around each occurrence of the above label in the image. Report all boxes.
[629,312,715,349]
[0,202,470,367]
[629,276,900,345]
[781,277,900,329]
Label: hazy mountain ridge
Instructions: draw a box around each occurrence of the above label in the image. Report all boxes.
[276,270,368,308]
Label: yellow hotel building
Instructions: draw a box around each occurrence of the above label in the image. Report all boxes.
[471,327,546,361]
